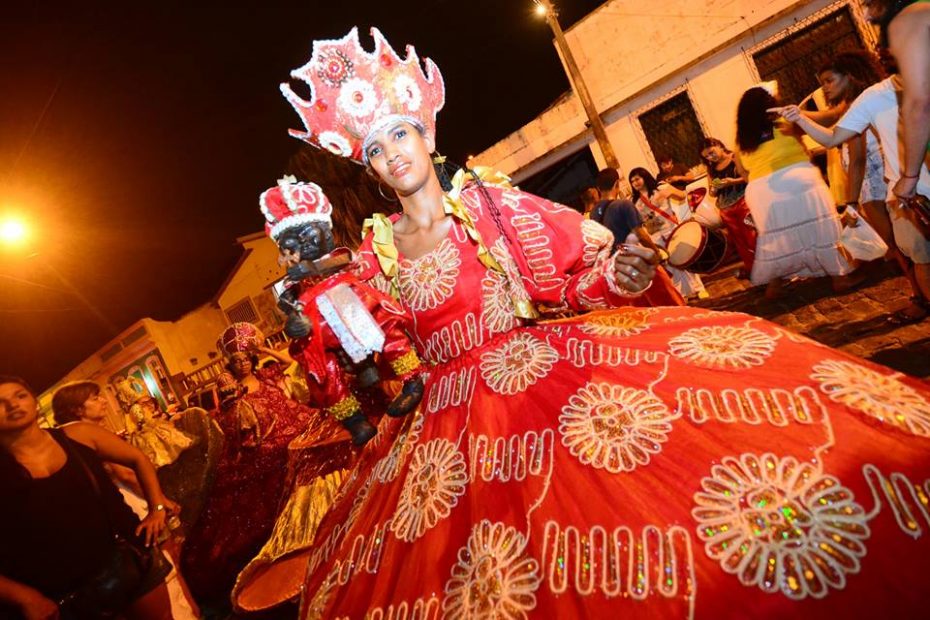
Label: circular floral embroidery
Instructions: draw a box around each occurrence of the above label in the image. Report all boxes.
[303,568,338,620]
[481,270,519,336]
[316,49,354,87]
[392,74,422,112]
[669,325,775,369]
[559,383,674,473]
[443,520,541,619]
[811,359,930,436]
[480,333,558,395]
[692,453,869,600]
[391,438,467,542]
[317,131,353,158]
[578,310,652,338]
[398,238,461,311]
[337,77,378,118]
[373,412,424,484]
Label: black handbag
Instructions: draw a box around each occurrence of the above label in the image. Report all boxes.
[56,438,161,619]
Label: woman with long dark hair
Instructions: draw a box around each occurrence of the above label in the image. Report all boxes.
[0,376,175,619]
[272,28,930,619]
[736,84,860,298]
[628,166,707,298]
[699,137,757,272]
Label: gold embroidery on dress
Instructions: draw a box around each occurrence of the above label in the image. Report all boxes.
[811,359,930,436]
[364,595,441,620]
[333,519,391,585]
[398,237,461,312]
[580,218,614,266]
[391,439,468,542]
[426,368,477,414]
[442,520,541,619]
[862,464,930,538]
[559,382,679,473]
[540,521,696,615]
[692,453,869,600]
[370,413,425,484]
[675,386,824,427]
[669,325,777,369]
[509,211,560,292]
[479,332,559,395]
[563,339,667,368]
[420,312,483,363]
[577,310,654,338]
[468,429,554,483]
[480,268,520,336]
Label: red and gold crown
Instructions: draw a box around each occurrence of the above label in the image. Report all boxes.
[280,27,445,163]
[217,322,265,357]
[259,176,333,240]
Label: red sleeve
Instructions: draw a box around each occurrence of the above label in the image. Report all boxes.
[463,185,641,313]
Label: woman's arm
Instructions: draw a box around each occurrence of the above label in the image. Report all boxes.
[844,133,867,205]
[775,105,858,148]
[258,345,294,366]
[0,574,59,620]
[62,422,176,546]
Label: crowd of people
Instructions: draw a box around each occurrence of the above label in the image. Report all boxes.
[2,1,930,619]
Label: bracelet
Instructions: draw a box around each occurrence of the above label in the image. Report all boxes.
[901,172,920,179]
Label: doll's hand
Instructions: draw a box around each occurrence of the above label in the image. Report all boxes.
[284,313,312,339]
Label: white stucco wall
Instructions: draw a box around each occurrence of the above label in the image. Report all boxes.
[473,0,874,182]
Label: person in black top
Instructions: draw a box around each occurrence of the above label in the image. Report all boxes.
[591,168,666,258]
[0,376,177,620]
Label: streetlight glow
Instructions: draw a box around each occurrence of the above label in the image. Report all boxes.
[535,3,549,17]
[0,216,29,246]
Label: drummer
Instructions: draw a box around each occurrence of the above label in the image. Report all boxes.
[629,167,709,300]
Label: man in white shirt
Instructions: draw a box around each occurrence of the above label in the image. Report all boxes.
[776,73,930,322]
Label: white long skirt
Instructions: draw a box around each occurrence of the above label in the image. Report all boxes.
[745,161,852,285]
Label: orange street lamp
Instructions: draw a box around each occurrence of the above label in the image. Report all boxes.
[533,0,621,172]
[0,215,29,247]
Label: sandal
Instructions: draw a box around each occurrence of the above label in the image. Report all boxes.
[886,296,930,326]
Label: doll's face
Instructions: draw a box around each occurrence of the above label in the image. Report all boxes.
[277,222,335,262]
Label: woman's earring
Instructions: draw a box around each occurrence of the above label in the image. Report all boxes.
[377,181,398,203]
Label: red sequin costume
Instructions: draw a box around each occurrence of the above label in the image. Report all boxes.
[180,364,318,602]
[279,27,930,620]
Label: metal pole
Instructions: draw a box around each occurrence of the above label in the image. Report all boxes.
[537,0,621,172]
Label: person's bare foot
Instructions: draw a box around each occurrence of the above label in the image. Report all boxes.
[831,269,868,293]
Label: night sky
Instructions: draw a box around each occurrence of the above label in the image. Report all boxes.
[0,0,605,390]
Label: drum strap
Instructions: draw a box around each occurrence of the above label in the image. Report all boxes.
[640,194,679,225]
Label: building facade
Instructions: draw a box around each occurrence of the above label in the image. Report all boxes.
[473,0,877,186]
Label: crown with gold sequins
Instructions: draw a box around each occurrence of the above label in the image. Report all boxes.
[280,27,445,164]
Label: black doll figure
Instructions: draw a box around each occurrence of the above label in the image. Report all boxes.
[260,176,425,445]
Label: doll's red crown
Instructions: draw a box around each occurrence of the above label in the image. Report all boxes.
[260,176,333,241]
[280,27,445,163]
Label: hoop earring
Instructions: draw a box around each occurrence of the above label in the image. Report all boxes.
[377,181,398,203]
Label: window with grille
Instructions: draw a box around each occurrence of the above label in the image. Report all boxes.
[225,298,259,325]
[753,7,867,107]
[638,92,706,169]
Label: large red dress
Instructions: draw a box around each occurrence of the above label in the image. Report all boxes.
[298,183,930,619]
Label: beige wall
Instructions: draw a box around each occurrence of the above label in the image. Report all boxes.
[474,0,873,182]
[216,236,284,330]
[142,307,228,377]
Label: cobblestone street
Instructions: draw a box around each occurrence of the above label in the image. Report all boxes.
[695,260,930,380]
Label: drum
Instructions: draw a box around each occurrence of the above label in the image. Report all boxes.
[666,220,729,274]
[687,187,723,229]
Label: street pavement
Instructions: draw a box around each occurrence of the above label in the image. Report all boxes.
[694,260,930,380]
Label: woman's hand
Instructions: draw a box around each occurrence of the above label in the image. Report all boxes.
[613,233,658,293]
[769,105,802,123]
[136,499,176,546]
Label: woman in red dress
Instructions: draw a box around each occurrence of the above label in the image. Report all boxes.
[179,323,348,608]
[277,27,930,619]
